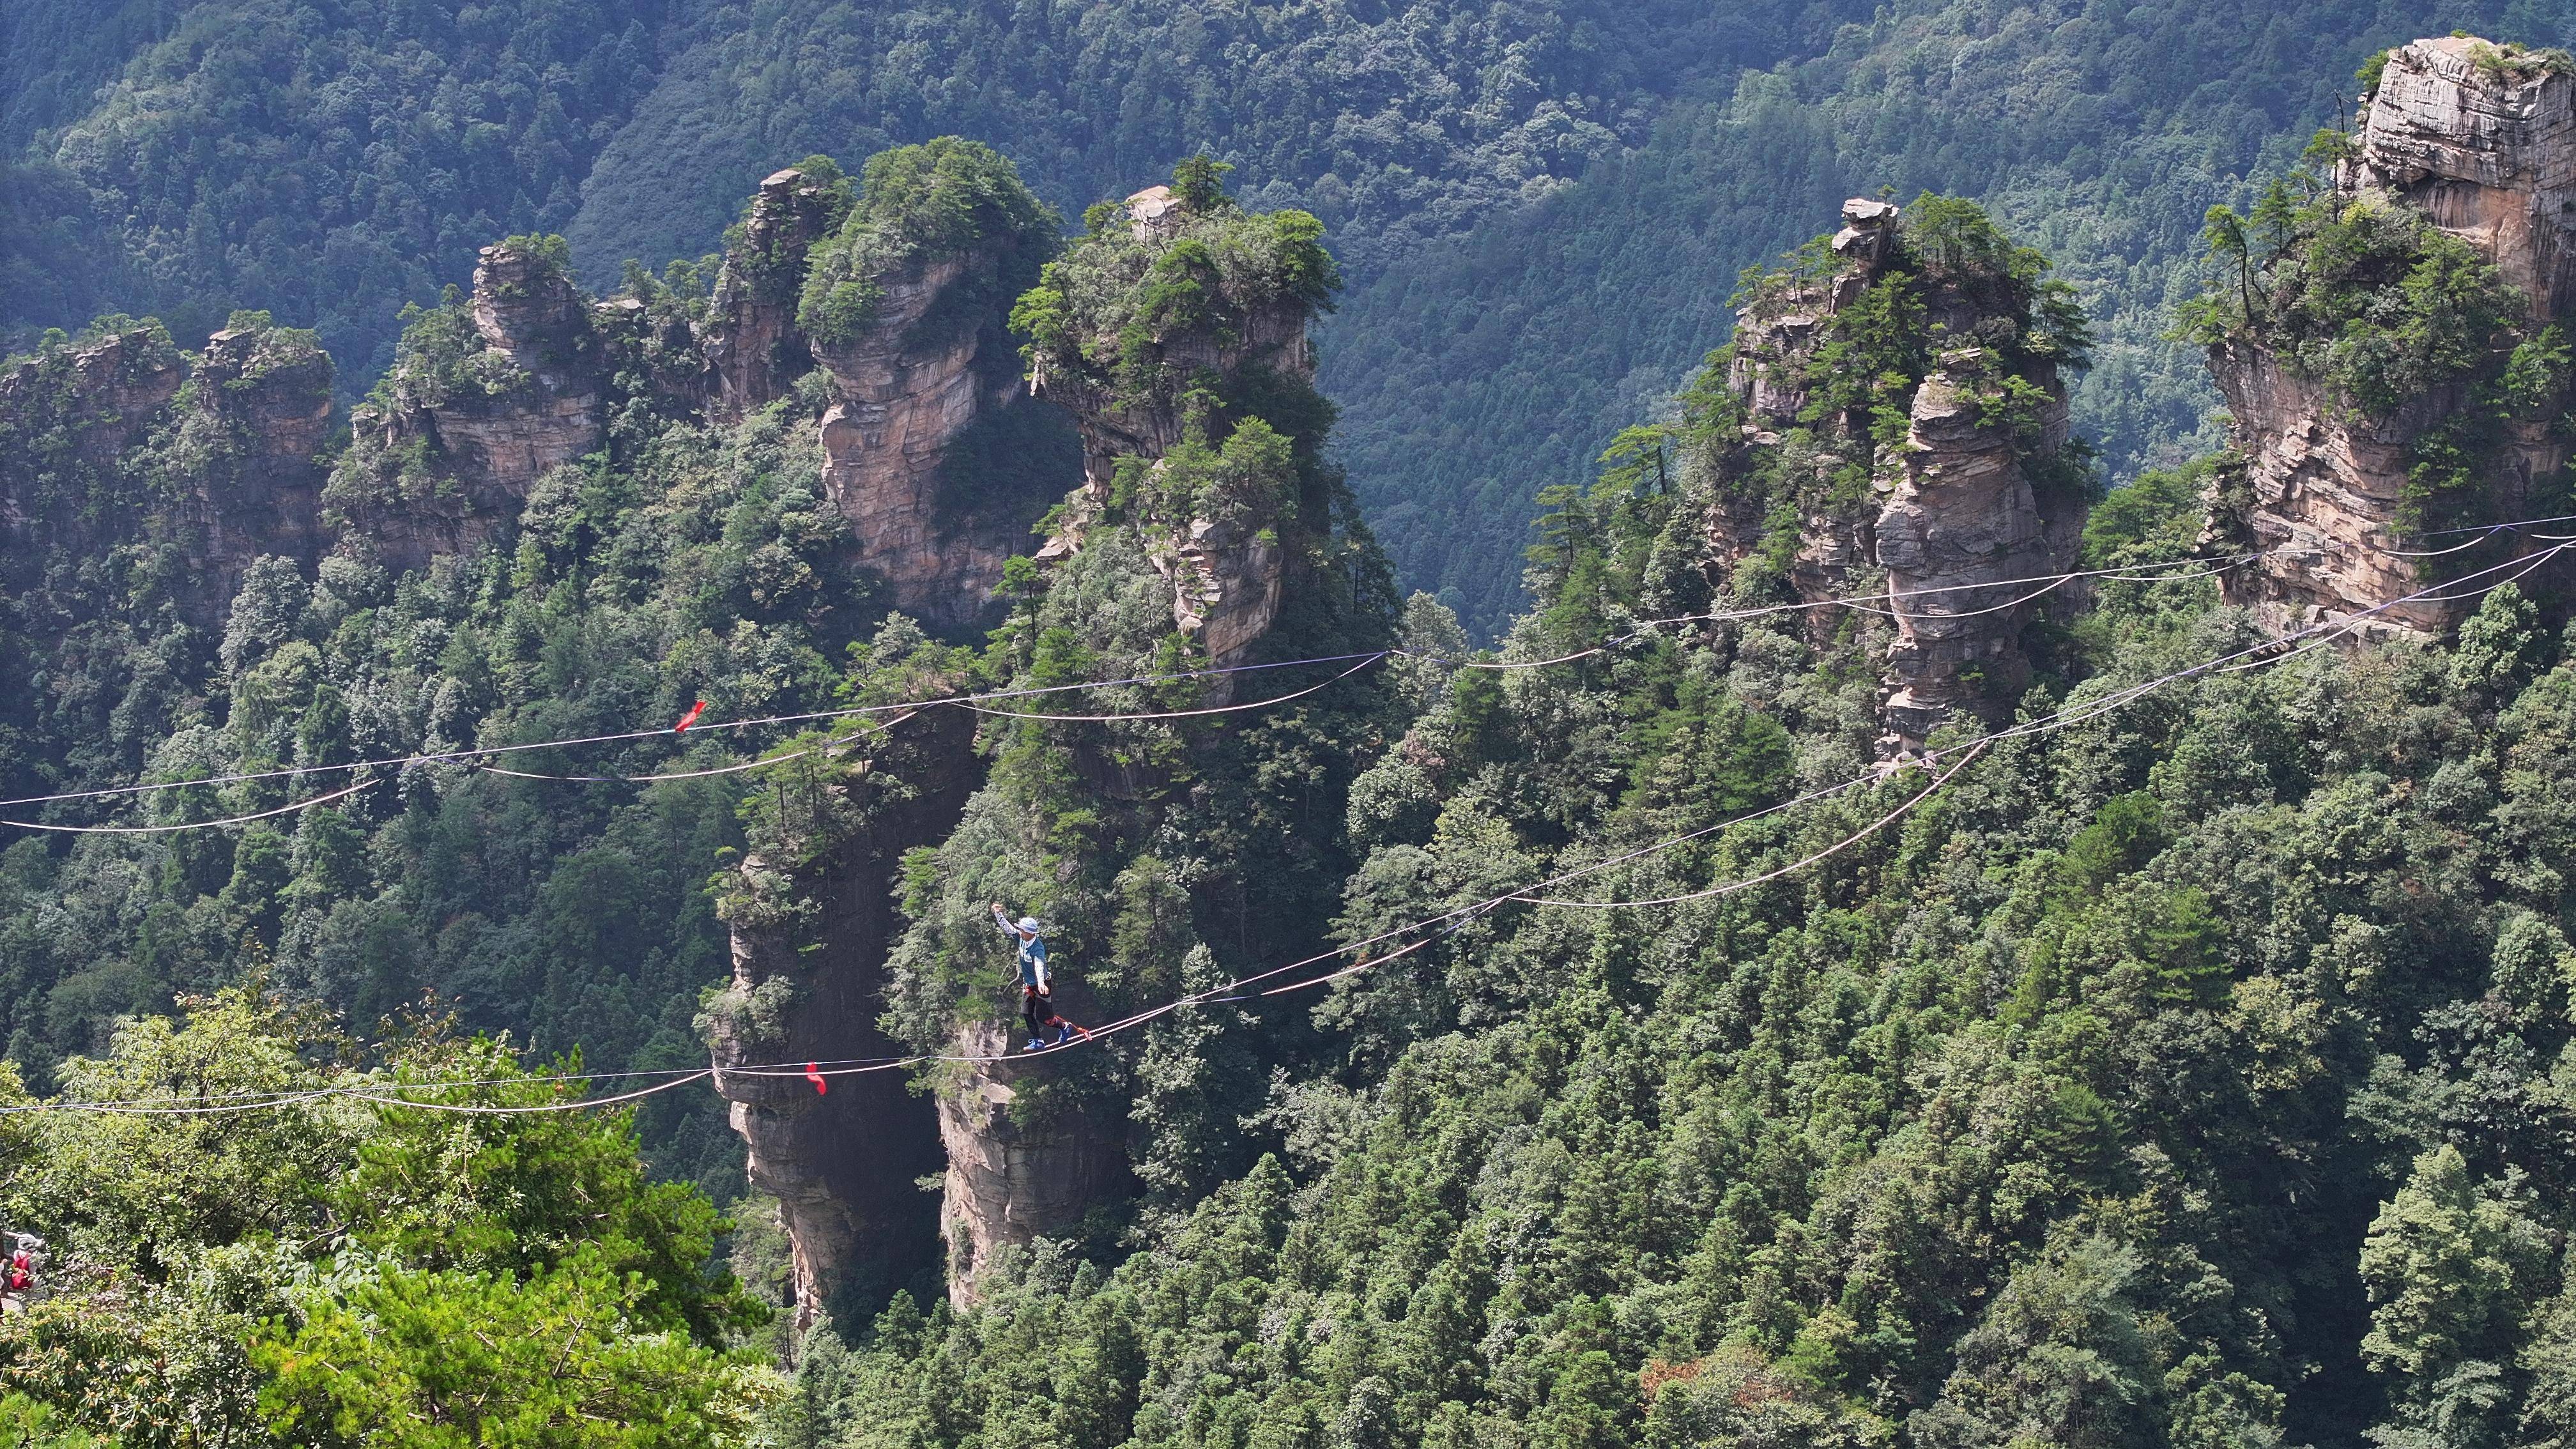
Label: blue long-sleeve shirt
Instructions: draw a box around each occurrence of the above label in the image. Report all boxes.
[994,905,1049,990]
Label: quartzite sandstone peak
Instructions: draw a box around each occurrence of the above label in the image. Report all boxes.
[1716,197,2082,753]
[330,238,609,572]
[2355,37,2576,319]
[810,243,1046,630]
[0,318,329,617]
[705,167,845,420]
[328,161,1066,615]
[1029,186,1316,670]
[706,708,977,1330]
[2216,36,2575,638]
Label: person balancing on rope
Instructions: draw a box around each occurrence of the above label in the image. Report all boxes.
[992,903,1086,1050]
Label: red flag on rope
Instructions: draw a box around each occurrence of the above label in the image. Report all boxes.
[804,1062,827,1095]
[673,700,709,732]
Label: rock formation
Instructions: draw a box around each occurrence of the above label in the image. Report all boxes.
[934,1020,1133,1307]
[2216,37,2576,638]
[0,327,183,599]
[810,249,1043,629]
[452,240,610,489]
[705,707,981,1328]
[1712,196,2083,752]
[705,167,846,418]
[0,319,334,614]
[177,323,335,605]
[1874,346,2082,744]
[0,326,184,470]
[2351,37,2576,319]
[1027,186,1318,667]
[330,238,608,571]
[2207,341,2483,638]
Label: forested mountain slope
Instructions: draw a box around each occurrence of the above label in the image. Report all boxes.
[17,1,2576,629]
[20,18,2576,1449]
[761,85,2576,1442]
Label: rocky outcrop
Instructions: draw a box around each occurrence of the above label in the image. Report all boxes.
[2218,37,2576,637]
[2349,37,2576,319]
[321,160,1071,613]
[442,240,608,493]
[1161,516,1285,664]
[332,239,608,570]
[178,324,335,604]
[1028,187,1317,666]
[707,708,983,1328]
[2209,342,2487,639]
[1713,199,1899,615]
[1032,198,1315,500]
[812,252,1041,629]
[0,328,184,469]
[705,167,845,418]
[0,321,334,614]
[935,1019,1133,1307]
[1710,197,2080,752]
[1875,348,2083,744]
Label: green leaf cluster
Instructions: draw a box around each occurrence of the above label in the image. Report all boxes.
[0,985,774,1445]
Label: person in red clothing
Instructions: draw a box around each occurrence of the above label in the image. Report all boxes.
[1,1232,40,1313]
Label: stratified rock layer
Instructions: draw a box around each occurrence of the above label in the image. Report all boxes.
[2220,37,2576,637]
[1713,197,2080,752]
[1876,348,2082,744]
[2353,37,2576,319]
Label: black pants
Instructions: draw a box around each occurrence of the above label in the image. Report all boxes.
[1023,988,1052,1039]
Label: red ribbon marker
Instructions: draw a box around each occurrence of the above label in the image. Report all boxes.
[673,700,709,732]
[804,1062,827,1096]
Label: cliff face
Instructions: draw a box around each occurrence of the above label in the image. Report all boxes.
[450,240,610,491]
[935,1020,1133,1307]
[1712,197,2082,753]
[2209,342,2478,638]
[2217,37,2575,636]
[707,707,983,1328]
[2352,37,2576,319]
[811,249,1039,629]
[705,167,845,419]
